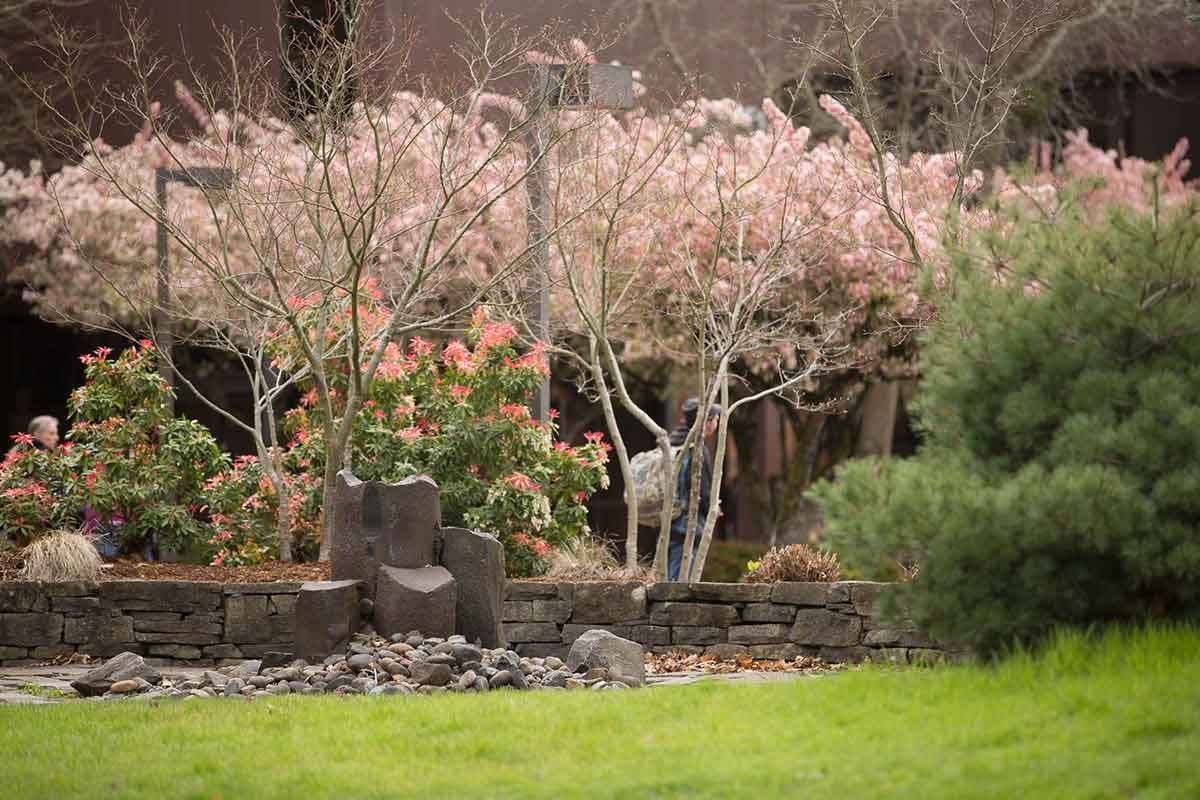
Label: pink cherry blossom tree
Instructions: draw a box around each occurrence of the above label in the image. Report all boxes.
[0,3,619,560]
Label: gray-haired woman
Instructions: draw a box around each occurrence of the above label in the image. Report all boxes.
[7,415,60,457]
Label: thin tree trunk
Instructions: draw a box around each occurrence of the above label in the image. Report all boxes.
[651,434,676,580]
[273,471,292,563]
[596,336,674,578]
[588,337,638,570]
[678,414,705,582]
[679,368,719,583]
[691,377,734,582]
[317,440,343,562]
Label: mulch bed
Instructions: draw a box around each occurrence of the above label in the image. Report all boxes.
[0,553,330,583]
[0,550,22,581]
[101,560,331,583]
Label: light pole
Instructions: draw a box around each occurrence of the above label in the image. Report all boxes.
[525,62,634,422]
[155,166,233,415]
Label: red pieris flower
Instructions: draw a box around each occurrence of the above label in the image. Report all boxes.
[502,472,540,492]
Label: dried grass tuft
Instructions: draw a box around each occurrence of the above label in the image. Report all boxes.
[18,530,103,582]
[548,536,650,581]
[744,543,842,583]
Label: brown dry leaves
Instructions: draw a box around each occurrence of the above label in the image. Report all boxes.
[0,549,22,581]
[644,650,846,675]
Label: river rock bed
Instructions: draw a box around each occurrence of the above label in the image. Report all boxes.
[79,630,643,701]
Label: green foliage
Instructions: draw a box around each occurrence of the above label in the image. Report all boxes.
[814,201,1200,655]
[0,344,226,553]
[268,306,610,575]
[18,683,73,699]
[201,455,321,566]
[700,539,768,583]
[0,443,76,543]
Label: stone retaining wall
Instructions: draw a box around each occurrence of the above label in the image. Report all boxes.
[0,579,946,666]
[0,581,300,666]
[503,580,945,664]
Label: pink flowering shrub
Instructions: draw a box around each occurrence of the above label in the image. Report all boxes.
[0,344,226,552]
[201,455,321,566]
[995,133,1195,217]
[0,439,73,544]
[267,305,610,575]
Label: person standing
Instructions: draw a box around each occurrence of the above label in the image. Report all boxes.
[668,398,721,581]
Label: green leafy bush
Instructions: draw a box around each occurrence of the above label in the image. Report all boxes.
[700,539,768,583]
[0,441,75,544]
[0,344,226,554]
[202,455,322,566]
[266,306,610,575]
[813,201,1200,655]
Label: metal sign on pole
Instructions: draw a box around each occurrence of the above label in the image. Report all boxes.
[525,62,634,422]
[154,166,233,414]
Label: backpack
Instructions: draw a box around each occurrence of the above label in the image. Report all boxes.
[626,446,683,527]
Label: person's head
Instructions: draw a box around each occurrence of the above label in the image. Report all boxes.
[28,415,59,450]
[680,398,721,439]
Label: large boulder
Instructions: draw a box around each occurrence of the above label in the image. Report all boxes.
[566,629,645,687]
[295,580,360,661]
[374,565,457,639]
[330,471,441,596]
[439,527,505,648]
[70,651,161,697]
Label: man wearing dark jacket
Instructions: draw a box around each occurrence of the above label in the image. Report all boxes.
[667,398,720,581]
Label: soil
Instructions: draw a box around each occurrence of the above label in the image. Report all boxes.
[101,559,330,583]
[0,550,22,581]
[0,552,330,583]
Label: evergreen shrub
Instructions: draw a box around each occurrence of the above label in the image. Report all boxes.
[813,201,1200,654]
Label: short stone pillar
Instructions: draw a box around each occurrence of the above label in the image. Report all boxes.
[440,527,506,647]
[295,580,360,661]
[328,470,507,647]
[330,470,440,596]
[375,565,457,639]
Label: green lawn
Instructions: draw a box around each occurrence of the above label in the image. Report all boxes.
[2,625,1198,799]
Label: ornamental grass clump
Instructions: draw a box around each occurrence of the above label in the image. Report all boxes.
[547,535,649,581]
[18,530,103,582]
[744,544,842,583]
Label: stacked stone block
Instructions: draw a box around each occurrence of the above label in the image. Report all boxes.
[0,580,301,666]
[319,470,506,654]
[501,580,945,664]
[0,578,944,667]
